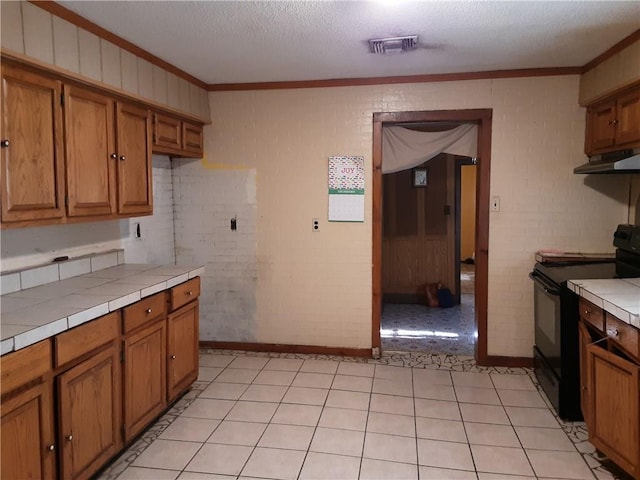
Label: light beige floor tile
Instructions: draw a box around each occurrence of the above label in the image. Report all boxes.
[227,356,269,370]
[159,417,219,442]
[332,374,373,392]
[452,371,494,389]
[185,443,253,476]
[225,401,278,422]
[515,426,575,451]
[318,406,368,431]
[299,452,361,480]
[415,398,460,420]
[337,362,375,377]
[366,411,415,437]
[133,439,201,470]
[206,420,267,446]
[198,366,223,382]
[117,466,179,479]
[490,374,536,391]
[292,372,335,389]
[459,403,510,425]
[178,473,236,480]
[199,354,235,368]
[361,458,418,480]
[364,432,417,464]
[372,377,413,396]
[455,386,501,405]
[414,383,456,401]
[239,384,287,402]
[271,403,322,426]
[413,368,452,386]
[181,398,235,420]
[282,386,328,406]
[476,473,535,479]
[310,427,365,457]
[325,389,370,410]
[241,447,306,480]
[497,389,547,408]
[505,407,560,428]
[258,423,315,450]
[370,393,414,416]
[526,450,594,479]
[417,438,474,471]
[465,422,520,447]
[300,359,339,374]
[416,417,467,443]
[264,358,304,371]
[200,382,248,400]
[214,368,260,384]
[374,365,412,381]
[252,370,296,386]
[471,445,534,476]
[419,466,478,479]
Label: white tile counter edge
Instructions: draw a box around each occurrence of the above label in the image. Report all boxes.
[567,278,640,329]
[0,264,204,355]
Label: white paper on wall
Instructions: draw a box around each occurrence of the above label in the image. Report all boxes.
[328,156,365,222]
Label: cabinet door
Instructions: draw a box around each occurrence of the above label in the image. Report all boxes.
[116,102,152,215]
[1,65,65,223]
[587,344,640,478]
[578,321,593,425]
[585,100,616,154]
[182,121,203,156]
[123,320,166,443]
[615,86,640,147]
[64,85,117,217]
[153,113,182,152]
[1,381,56,480]
[167,300,199,402]
[58,343,121,480]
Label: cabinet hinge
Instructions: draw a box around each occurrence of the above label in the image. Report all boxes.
[60,93,65,107]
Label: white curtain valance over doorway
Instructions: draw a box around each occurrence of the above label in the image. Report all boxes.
[382,124,478,174]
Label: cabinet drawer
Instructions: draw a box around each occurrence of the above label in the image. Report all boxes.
[1,340,52,396]
[170,277,200,311]
[606,313,640,358]
[55,312,120,367]
[579,298,604,332]
[123,292,167,333]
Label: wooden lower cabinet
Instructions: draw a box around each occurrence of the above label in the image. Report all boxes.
[167,300,199,402]
[578,321,593,425]
[1,381,56,480]
[57,343,122,480]
[586,343,640,479]
[123,320,167,442]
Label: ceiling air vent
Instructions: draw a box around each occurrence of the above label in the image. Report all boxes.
[369,35,418,55]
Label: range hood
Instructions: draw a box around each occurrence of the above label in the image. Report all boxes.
[574,149,640,174]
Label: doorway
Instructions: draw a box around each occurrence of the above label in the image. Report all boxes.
[372,109,492,364]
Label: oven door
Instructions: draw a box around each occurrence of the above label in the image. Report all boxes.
[530,270,562,376]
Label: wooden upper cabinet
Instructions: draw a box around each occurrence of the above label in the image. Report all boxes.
[1,65,65,223]
[153,113,182,151]
[585,85,640,155]
[116,102,152,215]
[64,85,117,217]
[183,121,204,156]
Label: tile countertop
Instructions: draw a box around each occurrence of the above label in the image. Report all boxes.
[0,264,204,356]
[567,277,640,329]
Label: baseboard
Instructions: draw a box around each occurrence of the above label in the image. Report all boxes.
[199,341,371,358]
[481,355,534,368]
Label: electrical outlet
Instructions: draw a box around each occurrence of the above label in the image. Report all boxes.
[491,196,501,212]
[134,222,142,239]
[312,218,319,232]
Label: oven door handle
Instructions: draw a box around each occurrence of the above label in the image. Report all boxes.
[529,271,561,296]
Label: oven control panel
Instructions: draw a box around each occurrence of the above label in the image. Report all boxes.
[613,224,640,253]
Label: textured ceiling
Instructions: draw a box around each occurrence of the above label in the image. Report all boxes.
[58,1,640,85]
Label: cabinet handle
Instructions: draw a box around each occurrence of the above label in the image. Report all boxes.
[0,139,9,148]
[612,119,619,125]
[146,308,152,314]
[110,153,117,159]
[171,355,176,360]
[66,434,73,442]
[119,155,126,161]
[583,309,590,315]
[187,291,193,296]
[47,444,55,452]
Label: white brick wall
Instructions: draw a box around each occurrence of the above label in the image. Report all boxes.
[187,75,629,355]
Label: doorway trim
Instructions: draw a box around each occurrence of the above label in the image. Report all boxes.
[372,109,492,365]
